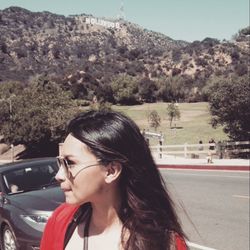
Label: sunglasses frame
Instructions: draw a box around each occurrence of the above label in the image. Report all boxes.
[56,156,101,178]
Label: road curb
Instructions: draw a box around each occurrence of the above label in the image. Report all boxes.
[157,164,250,171]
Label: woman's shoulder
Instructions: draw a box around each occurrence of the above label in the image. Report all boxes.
[40,203,80,250]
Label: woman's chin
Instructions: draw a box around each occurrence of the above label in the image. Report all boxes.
[64,195,87,206]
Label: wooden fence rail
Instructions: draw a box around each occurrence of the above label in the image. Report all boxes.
[150,141,250,159]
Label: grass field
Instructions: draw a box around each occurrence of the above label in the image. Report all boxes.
[112,102,228,145]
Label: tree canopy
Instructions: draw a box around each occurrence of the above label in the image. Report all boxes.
[207,74,250,141]
[111,74,140,105]
[0,79,79,157]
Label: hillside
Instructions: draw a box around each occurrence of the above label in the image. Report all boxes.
[0,7,249,98]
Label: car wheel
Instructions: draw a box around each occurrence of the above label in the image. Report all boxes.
[2,225,17,250]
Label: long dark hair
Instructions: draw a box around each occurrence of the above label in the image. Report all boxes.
[67,110,186,250]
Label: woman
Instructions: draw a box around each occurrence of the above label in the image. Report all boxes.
[40,110,188,250]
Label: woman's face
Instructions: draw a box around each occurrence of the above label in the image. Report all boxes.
[55,134,107,205]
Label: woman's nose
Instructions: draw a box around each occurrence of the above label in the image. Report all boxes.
[55,167,66,182]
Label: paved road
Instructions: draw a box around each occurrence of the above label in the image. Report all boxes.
[160,169,249,250]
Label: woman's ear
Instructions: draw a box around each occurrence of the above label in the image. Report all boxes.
[105,162,122,184]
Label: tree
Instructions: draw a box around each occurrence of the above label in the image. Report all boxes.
[138,78,157,102]
[156,76,186,102]
[207,74,250,141]
[232,26,250,41]
[166,103,180,128]
[148,110,161,131]
[0,79,79,157]
[111,74,140,105]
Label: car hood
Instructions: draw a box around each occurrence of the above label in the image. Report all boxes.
[8,186,65,212]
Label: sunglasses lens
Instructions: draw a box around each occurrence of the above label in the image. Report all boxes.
[57,157,69,177]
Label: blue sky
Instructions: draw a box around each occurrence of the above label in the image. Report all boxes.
[0,0,249,42]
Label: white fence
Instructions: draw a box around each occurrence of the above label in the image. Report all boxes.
[150,141,250,159]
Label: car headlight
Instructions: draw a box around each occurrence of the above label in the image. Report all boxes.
[20,213,52,231]
[21,215,49,224]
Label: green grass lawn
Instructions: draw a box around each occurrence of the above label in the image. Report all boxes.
[112,102,228,145]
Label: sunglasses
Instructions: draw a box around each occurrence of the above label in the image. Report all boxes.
[56,156,101,178]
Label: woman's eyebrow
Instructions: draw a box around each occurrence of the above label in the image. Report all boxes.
[62,155,77,161]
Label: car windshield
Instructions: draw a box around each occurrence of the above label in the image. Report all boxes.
[3,162,59,194]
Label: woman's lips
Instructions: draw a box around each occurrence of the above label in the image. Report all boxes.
[61,187,71,192]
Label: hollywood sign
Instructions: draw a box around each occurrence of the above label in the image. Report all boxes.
[85,17,120,29]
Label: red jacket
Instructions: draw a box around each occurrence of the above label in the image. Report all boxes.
[40,203,187,250]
